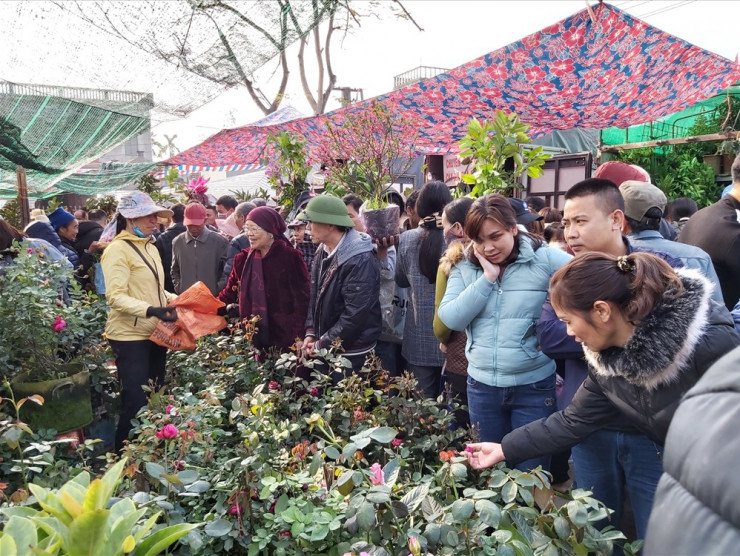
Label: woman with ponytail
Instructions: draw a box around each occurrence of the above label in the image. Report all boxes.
[395,181,452,398]
[438,194,571,471]
[465,252,739,477]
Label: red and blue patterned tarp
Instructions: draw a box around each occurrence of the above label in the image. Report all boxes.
[167,2,740,171]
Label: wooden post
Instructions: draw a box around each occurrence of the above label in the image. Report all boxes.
[17,166,30,229]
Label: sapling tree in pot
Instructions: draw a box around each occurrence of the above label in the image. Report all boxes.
[317,100,421,239]
[458,110,550,198]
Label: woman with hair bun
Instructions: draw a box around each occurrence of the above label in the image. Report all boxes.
[465,252,739,476]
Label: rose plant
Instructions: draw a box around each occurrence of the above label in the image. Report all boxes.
[108,328,639,555]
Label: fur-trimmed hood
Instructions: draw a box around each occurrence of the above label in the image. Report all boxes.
[439,240,467,276]
[583,268,713,391]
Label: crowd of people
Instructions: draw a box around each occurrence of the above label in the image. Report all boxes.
[3,154,740,551]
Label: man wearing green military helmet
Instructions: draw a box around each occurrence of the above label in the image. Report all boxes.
[298,195,381,382]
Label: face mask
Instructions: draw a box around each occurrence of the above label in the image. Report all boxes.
[444,226,463,246]
[132,225,148,238]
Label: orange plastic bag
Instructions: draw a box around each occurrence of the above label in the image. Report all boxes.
[150,281,227,351]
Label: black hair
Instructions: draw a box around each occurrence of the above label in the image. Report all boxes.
[443,196,475,227]
[215,195,238,210]
[565,178,625,214]
[626,206,663,233]
[544,223,565,244]
[342,193,363,213]
[88,209,107,223]
[205,204,217,212]
[525,196,547,212]
[171,203,186,223]
[405,189,420,210]
[416,181,453,283]
[0,219,25,252]
[115,213,127,235]
[382,189,405,212]
[671,197,698,220]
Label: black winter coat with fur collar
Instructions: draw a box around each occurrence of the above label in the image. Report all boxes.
[502,269,740,465]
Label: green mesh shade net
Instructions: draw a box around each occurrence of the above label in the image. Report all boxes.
[601,84,740,146]
[0,81,155,199]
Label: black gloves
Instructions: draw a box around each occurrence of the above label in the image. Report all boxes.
[146,306,178,322]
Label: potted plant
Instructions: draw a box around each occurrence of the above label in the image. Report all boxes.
[0,244,108,433]
[261,130,313,215]
[458,110,551,198]
[317,101,421,239]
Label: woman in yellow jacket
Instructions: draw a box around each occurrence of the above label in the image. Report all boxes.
[100,192,177,451]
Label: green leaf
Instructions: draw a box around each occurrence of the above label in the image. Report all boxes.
[553,516,571,540]
[475,499,501,527]
[133,523,200,556]
[450,499,474,521]
[341,442,358,460]
[323,446,340,460]
[336,471,355,497]
[450,463,467,479]
[401,482,430,513]
[176,469,199,485]
[367,426,398,444]
[274,494,289,515]
[355,501,376,531]
[390,500,408,518]
[67,509,109,556]
[567,501,588,528]
[382,459,400,488]
[186,480,210,494]
[145,462,165,480]
[502,481,518,503]
[515,473,536,487]
[0,534,17,556]
[203,519,231,537]
[309,524,329,542]
[489,470,508,488]
[4,515,36,555]
[366,486,391,505]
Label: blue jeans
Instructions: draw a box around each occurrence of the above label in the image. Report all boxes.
[572,429,664,542]
[467,374,557,472]
[407,363,442,399]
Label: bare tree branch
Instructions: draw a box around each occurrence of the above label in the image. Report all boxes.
[392,0,424,32]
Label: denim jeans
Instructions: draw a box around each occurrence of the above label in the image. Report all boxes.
[407,363,442,399]
[572,429,664,542]
[467,374,557,472]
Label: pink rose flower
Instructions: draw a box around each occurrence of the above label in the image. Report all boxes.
[27,248,34,254]
[310,387,319,396]
[166,404,177,416]
[52,316,67,332]
[160,424,178,439]
[229,504,241,515]
[369,462,384,485]
[392,438,403,447]
[268,381,280,391]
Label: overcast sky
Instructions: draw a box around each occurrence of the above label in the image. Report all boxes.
[150,0,740,152]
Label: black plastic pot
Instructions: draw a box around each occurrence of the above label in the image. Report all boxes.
[361,204,400,241]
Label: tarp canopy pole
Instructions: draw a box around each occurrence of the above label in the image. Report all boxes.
[601,130,740,153]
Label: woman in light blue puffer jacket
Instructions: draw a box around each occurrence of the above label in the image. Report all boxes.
[438,194,571,471]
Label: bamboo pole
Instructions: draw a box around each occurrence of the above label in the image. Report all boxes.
[17,166,30,229]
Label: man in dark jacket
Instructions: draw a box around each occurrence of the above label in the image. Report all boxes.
[645,345,740,555]
[536,178,684,541]
[299,195,381,382]
[678,153,740,310]
[75,209,107,291]
[155,204,186,293]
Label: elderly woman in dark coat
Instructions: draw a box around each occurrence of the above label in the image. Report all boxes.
[219,206,310,353]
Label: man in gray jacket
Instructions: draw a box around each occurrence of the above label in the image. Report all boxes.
[171,203,229,296]
[621,180,724,305]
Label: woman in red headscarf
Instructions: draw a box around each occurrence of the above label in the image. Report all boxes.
[218,206,310,354]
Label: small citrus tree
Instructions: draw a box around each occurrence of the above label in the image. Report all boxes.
[458,111,550,198]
